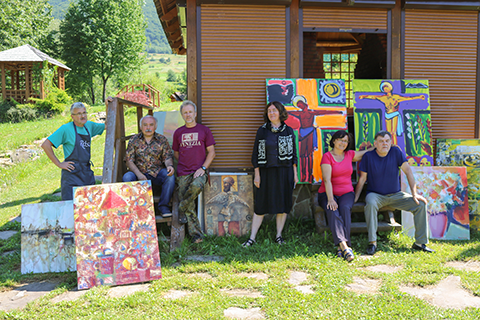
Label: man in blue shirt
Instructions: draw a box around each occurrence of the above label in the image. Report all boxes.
[354,130,433,255]
[42,102,105,200]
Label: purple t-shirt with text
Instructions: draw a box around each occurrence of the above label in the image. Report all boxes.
[173,124,215,176]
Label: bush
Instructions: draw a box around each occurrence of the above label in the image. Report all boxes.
[166,69,177,82]
[4,104,39,123]
[32,88,72,115]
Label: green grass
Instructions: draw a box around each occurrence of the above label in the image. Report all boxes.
[1,111,480,319]
[142,53,186,82]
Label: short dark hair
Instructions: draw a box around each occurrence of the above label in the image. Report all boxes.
[264,101,289,123]
[374,130,392,140]
[329,130,352,149]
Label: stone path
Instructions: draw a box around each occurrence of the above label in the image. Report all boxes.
[0,231,17,240]
[0,281,59,312]
[288,271,314,294]
[224,307,265,319]
[399,275,480,309]
[345,277,382,294]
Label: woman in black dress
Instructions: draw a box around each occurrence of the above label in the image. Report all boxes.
[242,101,298,246]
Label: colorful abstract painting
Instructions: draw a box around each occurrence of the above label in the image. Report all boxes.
[154,110,183,146]
[21,201,76,274]
[353,80,433,166]
[73,181,161,290]
[266,79,348,184]
[436,139,480,231]
[204,174,253,236]
[401,166,470,240]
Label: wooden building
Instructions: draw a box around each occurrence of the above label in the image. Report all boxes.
[0,45,70,104]
[154,0,480,219]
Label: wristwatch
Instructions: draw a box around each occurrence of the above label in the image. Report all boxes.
[201,166,207,171]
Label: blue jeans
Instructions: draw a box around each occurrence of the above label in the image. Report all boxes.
[123,169,175,213]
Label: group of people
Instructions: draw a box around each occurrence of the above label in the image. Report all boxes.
[42,100,435,254]
[42,100,215,244]
[242,101,434,261]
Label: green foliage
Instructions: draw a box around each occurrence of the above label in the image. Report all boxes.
[32,88,72,115]
[166,69,178,82]
[60,0,147,104]
[159,57,166,64]
[4,104,39,123]
[0,0,53,51]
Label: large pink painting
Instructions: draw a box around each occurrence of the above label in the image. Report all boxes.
[73,181,162,290]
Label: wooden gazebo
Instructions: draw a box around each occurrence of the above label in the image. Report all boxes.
[0,44,70,104]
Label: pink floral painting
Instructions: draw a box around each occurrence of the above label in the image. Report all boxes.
[73,181,162,290]
[401,166,470,240]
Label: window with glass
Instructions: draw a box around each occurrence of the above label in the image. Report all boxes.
[323,53,358,108]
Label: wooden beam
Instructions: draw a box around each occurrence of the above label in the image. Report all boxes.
[25,64,30,103]
[160,7,178,22]
[102,98,118,184]
[186,0,197,104]
[290,0,300,78]
[1,63,5,99]
[391,0,402,78]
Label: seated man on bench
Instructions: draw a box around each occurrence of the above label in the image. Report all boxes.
[123,115,175,218]
[354,130,434,255]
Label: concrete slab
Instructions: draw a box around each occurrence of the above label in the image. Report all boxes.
[0,281,59,311]
[345,277,381,295]
[294,285,315,294]
[445,261,480,272]
[108,283,150,298]
[0,231,17,240]
[224,307,265,319]
[9,216,21,223]
[362,265,403,274]
[238,272,269,280]
[162,289,193,300]
[288,271,308,285]
[399,275,480,309]
[187,272,213,279]
[50,289,88,304]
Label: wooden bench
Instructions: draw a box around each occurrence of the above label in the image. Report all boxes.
[313,199,402,234]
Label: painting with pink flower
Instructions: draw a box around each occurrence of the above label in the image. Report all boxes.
[401,166,470,240]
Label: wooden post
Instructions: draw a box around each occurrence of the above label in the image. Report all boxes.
[102,98,118,184]
[137,107,143,132]
[1,63,6,100]
[391,0,402,79]
[290,0,300,78]
[114,102,126,183]
[25,64,30,103]
[186,0,197,105]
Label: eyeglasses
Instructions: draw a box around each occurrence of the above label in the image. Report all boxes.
[72,112,87,116]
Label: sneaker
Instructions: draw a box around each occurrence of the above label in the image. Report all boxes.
[366,243,377,255]
[412,243,435,253]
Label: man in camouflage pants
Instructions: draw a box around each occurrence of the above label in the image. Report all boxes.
[173,100,216,243]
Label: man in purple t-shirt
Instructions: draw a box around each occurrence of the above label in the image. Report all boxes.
[173,100,216,243]
[354,130,433,255]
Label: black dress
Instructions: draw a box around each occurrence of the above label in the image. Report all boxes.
[251,123,297,215]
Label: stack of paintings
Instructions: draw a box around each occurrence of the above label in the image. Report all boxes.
[436,139,480,231]
[401,167,470,240]
[73,181,162,290]
[266,78,348,184]
[353,80,433,166]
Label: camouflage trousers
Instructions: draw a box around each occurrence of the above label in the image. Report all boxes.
[177,173,207,238]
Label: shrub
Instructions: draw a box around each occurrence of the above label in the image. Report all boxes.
[166,69,177,82]
[32,88,72,115]
[4,104,39,123]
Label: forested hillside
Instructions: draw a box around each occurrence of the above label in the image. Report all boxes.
[49,0,171,53]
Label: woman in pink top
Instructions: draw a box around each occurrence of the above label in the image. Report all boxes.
[318,130,372,261]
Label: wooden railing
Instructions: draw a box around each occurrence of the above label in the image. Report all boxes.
[102,97,184,250]
[116,84,161,109]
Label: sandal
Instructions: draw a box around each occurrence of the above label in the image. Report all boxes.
[242,238,256,247]
[336,248,343,258]
[275,236,285,245]
[342,248,355,262]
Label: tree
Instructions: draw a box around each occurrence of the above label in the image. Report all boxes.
[60,0,146,104]
[0,0,52,51]
[166,69,177,82]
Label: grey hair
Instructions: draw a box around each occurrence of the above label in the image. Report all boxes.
[374,130,392,140]
[139,115,157,127]
[70,102,86,114]
[180,100,197,113]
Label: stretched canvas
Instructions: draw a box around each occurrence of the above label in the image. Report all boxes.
[204,174,253,236]
[73,181,162,290]
[436,139,480,231]
[266,78,348,184]
[154,110,183,146]
[353,80,433,166]
[401,166,469,240]
[21,201,76,274]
